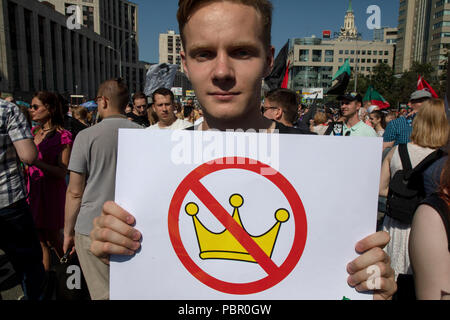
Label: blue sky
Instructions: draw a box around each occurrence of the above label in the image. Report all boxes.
[133,0,399,63]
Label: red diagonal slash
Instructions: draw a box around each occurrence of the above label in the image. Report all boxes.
[189,179,280,276]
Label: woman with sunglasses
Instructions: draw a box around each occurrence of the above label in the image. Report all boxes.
[27,91,73,271]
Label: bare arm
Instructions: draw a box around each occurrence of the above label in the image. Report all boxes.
[409,204,450,300]
[379,148,394,197]
[383,141,394,151]
[63,171,86,253]
[12,138,37,165]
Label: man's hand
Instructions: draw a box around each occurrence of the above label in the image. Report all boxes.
[347,231,397,300]
[63,234,75,256]
[90,201,142,265]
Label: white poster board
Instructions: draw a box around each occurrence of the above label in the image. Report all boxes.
[111,130,382,300]
[302,88,324,100]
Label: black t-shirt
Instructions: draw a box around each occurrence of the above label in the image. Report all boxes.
[127,112,149,127]
[64,115,88,140]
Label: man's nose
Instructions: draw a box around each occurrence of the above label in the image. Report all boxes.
[212,52,234,81]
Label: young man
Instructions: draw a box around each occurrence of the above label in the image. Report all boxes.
[262,88,310,131]
[0,99,44,300]
[90,0,396,299]
[147,88,192,130]
[127,92,150,128]
[64,79,143,300]
[383,90,432,150]
[335,92,378,137]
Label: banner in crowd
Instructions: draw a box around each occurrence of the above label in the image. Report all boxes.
[111,130,382,300]
[363,85,390,110]
[144,63,178,97]
[417,76,438,98]
[326,59,351,96]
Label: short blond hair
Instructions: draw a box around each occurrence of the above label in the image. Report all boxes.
[410,99,449,149]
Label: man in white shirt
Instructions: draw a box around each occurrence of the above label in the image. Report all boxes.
[147,88,192,130]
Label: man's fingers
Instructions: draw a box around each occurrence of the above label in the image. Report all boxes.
[347,247,390,275]
[90,239,135,262]
[102,201,136,225]
[353,276,397,300]
[355,231,390,253]
[91,227,141,252]
[96,214,141,241]
[347,261,393,287]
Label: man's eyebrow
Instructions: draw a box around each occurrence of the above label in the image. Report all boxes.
[187,41,260,53]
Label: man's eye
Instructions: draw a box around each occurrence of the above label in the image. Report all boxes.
[233,49,252,58]
[195,51,212,60]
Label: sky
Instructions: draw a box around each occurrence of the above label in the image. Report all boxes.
[133,0,399,63]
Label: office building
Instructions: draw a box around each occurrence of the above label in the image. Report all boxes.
[287,1,395,93]
[0,0,147,100]
[288,37,395,92]
[44,0,147,94]
[395,0,450,78]
[374,27,398,45]
[159,30,183,72]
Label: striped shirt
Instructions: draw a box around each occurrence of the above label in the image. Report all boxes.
[383,116,412,146]
[0,100,33,209]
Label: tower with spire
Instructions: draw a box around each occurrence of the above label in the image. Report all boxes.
[338,0,359,40]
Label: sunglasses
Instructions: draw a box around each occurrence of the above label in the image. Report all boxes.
[31,104,44,111]
[261,106,279,114]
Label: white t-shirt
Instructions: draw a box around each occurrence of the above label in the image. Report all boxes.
[147,118,193,130]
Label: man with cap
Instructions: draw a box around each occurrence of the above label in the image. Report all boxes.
[382,90,432,150]
[333,92,377,137]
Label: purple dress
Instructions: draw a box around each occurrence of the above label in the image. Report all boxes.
[27,128,73,231]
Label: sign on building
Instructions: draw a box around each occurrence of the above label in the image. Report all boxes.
[171,87,183,96]
[186,90,196,97]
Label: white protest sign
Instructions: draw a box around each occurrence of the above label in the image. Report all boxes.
[111,130,382,300]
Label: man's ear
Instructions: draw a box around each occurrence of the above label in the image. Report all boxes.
[181,51,190,80]
[275,107,283,121]
[263,46,275,78]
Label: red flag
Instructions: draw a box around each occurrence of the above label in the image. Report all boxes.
[363,85,390,110]
[417,76,439,98]
[281,61,290,89]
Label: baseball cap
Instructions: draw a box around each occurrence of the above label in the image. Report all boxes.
[409,90,432,101]
[337,92,363,103]
[367,105,378,113]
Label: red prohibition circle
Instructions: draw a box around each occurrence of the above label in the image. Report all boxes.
[168,157,308,295]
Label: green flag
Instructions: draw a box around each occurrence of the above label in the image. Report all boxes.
[363,85,390,109]
[327,60,351,95]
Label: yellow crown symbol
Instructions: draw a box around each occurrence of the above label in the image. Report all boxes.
[185,194,289,263]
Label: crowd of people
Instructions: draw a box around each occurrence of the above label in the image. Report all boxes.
[0,0,448,302]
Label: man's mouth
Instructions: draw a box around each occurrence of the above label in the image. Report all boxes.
[209,92,240,101]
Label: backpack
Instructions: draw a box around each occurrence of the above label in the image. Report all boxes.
[386,144,445,224]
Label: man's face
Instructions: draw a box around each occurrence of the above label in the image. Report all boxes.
[181,1,274,125]
[409,98,428,112]
[262,98,282,121]
[152,94,175,123]
[340,99,360,119]
[133,98,147,116]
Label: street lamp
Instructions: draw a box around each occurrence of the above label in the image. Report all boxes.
[107,33,135,78]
